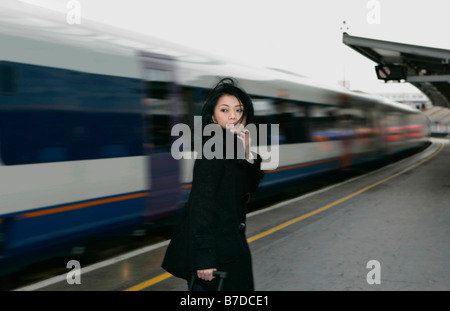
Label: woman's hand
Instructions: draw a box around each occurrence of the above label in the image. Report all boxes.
[197,268,217,281]
[233,125,252,160]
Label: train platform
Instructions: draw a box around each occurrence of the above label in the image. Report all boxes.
[15,138,450,291]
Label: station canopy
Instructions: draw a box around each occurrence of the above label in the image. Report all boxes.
[343,33,450,108]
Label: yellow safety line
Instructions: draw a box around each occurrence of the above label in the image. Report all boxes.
[124,272,173,291]
[125,143,444,291]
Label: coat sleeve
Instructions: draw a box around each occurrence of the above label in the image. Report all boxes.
[188,157,224,271]
[240,152,264,194]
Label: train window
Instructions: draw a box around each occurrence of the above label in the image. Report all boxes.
[0,62,17,95]
[144,69,172,100]
[0,110,144,165]
[142,69,174,153]
[355,108,375,139]
[274,100,308,144]
[252,98,277,146]
[309,104,339,141]
[336,106,368,139]
[0,63,145,165]
[182,86,208,133]
[0,110,70,164]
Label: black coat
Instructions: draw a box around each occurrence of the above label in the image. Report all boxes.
[162,130,264,291]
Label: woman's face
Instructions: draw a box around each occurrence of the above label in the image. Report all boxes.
[212,95,246,130]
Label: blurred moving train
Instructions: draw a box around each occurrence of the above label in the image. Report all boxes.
[0,1,430,272]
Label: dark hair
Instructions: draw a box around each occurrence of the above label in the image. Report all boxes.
[201,77,254,128]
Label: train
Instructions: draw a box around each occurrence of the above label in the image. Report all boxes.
[0,1,430,273]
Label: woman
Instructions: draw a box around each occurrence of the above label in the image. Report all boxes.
[162,78,264,291]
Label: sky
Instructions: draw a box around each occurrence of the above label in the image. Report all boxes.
[15,0,450,96]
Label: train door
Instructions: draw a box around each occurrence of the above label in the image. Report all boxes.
[138,51,181,221]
